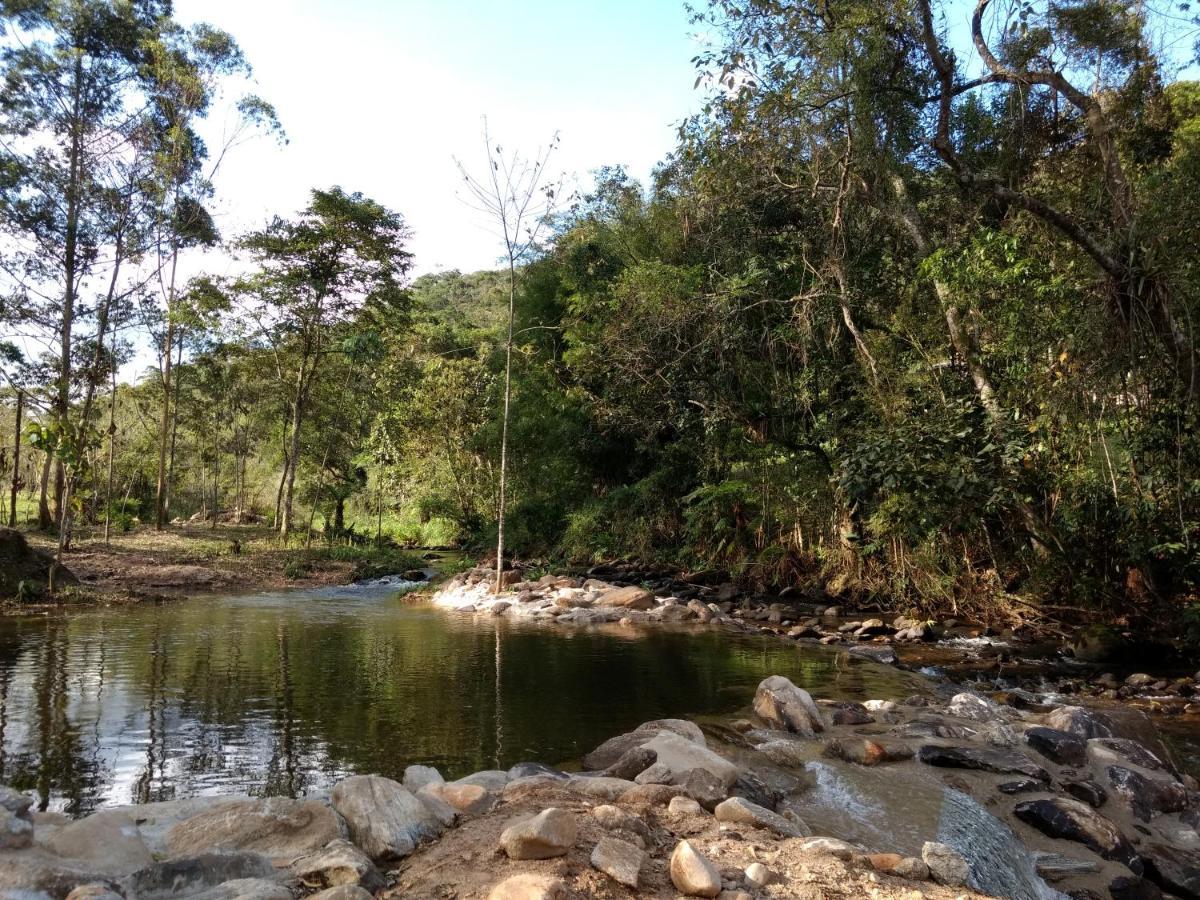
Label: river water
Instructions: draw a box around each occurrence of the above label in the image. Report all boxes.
[0,577,929,815]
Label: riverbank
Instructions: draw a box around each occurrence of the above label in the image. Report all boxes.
[2,674,1196,899]
[434,564,1200,780]
[0,526,429,607]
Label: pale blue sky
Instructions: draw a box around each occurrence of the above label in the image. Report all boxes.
[173,0,705,275]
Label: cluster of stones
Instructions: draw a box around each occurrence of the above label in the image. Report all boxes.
[1033,670,1200,720]
[434,566,961,658]
[3,671,1198,900]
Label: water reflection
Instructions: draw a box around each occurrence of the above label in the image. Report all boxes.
[0,584,928,814]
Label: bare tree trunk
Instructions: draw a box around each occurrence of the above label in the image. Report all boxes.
[37,451,52,530]
[279,363,307,543]
[154,245,180,530]
[495,257,516,592]
[104,378,116,546]
[8,392,22,528]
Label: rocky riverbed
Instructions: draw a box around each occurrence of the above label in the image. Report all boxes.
[2,567,1198,900]
[3,667,1198,899]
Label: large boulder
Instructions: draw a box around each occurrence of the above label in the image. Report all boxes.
[330,775,442,861]
[1013,798,1141,873]
[581,719,705,771]
[632,732,740,791]
[44,809,155,876]
[291,840,383,892]
[165,797,345,862]
[1044,706,1115,740]
[753,676,827,736]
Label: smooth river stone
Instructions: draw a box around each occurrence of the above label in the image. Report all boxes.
[1013,797,1141,873]
[669,840,721,898]
[330,775,443,861]
[499,808,577,860]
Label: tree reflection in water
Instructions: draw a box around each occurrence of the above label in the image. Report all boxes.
[0,589,928,813]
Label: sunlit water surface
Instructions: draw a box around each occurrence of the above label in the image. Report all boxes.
[0,578,928,814]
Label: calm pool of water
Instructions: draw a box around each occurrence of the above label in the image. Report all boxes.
[0,579,928,814]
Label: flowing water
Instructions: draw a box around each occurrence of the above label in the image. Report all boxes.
[0,577,929,815]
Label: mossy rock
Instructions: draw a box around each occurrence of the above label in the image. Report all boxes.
[0,528,76,598]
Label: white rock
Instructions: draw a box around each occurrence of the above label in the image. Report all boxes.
[668,796,704,816]
[744,862,776,888]
[499,808,577,860]
[669,840,722,898]
[487,873,568,899]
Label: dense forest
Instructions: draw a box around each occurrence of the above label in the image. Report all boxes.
[3,0,1200,633]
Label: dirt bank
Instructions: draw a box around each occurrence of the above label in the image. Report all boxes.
[5,526,428,607]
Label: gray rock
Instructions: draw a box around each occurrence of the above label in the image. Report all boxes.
[582,719,705,770]
[507,762,568,781]
[126,851,277,899]
[893,857,929,880]
[847,644,898,665]
[668,796,704,816]
[669,840,721,898]
[921,841,970,887]
[753,675,826,736]
[565,776,637,801]
[292,839,383,892]
[632,732,739,790]
[45,809,155,875]
[0,808,33,850]
[499,808,577,860]
[414,785,459,827]
[1013,797,1141,873]
[187,878,291,900]
[165,797,345,862]
[916,745,1049,780]
[713,797,808,838]
[401,764,444,793]
[330,775,442,861]
[590,836,644,888]
[1032,851,1100,881]
[308,887,373,900]
[456,769,510,792]
[601,746,657,780]
[0,788,33,818]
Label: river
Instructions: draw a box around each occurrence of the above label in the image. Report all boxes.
[0,576,929,815]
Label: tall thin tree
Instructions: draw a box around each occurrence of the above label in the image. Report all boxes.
[456,121,563,592]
